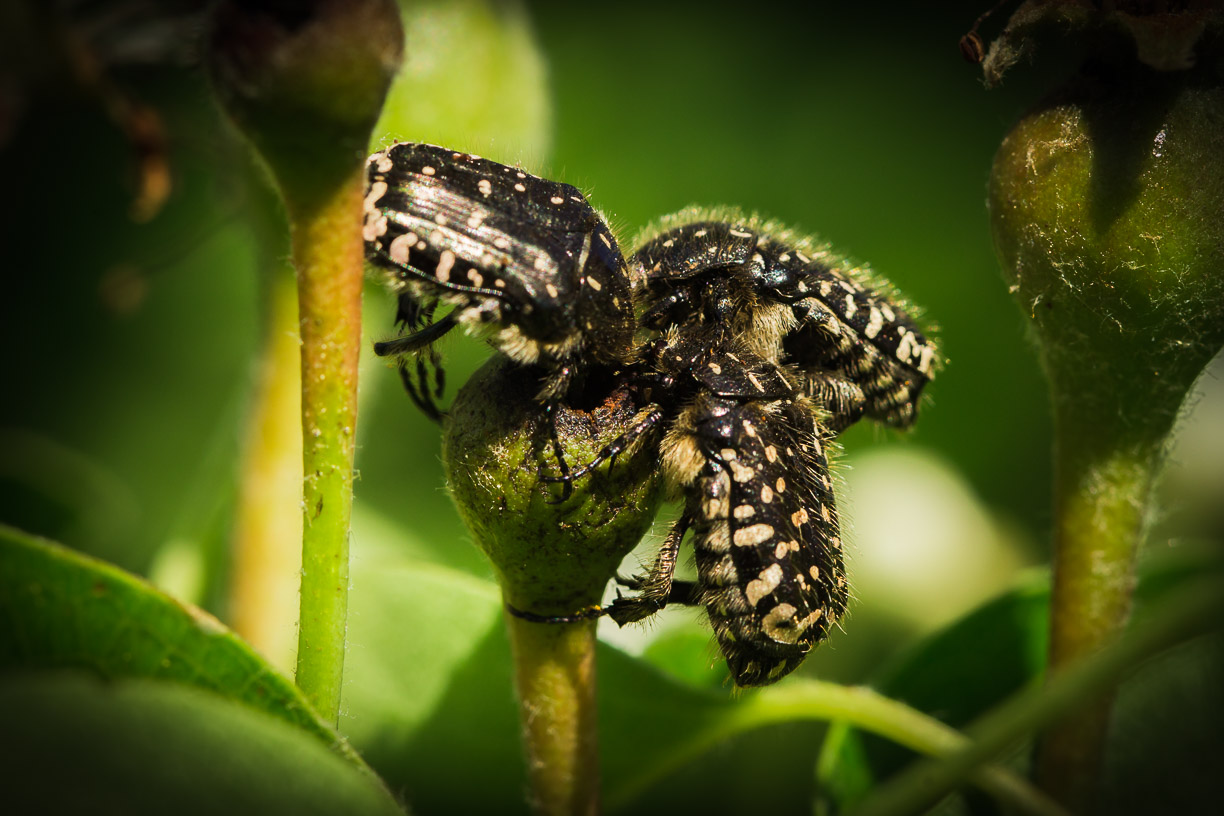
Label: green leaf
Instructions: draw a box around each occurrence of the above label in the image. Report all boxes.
[375,0,553,160]
[818,571,1050,810]
[817,546,1221,812]
[341,516,826,815]
[0,525,362,768]
[340,531,525,813]
[346,513,1018,815]
[0,672,405,816]
[1099,633,1224,814]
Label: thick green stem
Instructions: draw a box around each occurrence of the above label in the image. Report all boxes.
[291,170,365,724]
[505,615,600,816]
[1037,403,1162,808]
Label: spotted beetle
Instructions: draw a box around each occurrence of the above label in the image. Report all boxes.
[367,149,939,687]
[527,326,848,686]
[363,142,638,420]
[633,209,938,433]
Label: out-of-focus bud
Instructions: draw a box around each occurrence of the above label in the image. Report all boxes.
[208,0,403,211]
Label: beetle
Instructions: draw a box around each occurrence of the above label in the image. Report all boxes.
[363,142,639,420]
[526,327,847,686]
[632,209,938,433]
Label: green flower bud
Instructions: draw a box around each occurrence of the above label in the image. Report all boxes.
[987,27,1224,811]
[990,58,1224,449]
[442,359,664,616]
[208,0,403,212]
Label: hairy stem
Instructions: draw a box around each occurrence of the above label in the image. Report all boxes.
[1036,403,1162,808]
[291,169,365,724]
[505,615,600,816]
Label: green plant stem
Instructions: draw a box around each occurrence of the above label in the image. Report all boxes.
[1036,401,1163,808]
[758,684,1068,816]
[608,680,1064,816]
[850,573,1224,816]
[229,269,302,672]
[504,614,600,816]
[290,168,365,725]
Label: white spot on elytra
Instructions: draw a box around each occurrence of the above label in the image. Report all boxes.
[421,165,436,176]
[729,461,755,483]
[550,196,564,204]
[865,307,884,339]
[733,504,755,520]
[477,179,493,197]
[733,523,775,548]
[746,563,784,606]
[762,603,800,643]
[435,250,455,282]
[514,183,527,192]
[587,276,602,291]
[389,233,413,265]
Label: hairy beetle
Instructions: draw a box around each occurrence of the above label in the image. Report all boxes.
[633,209,938,433]
[526,327,848,686]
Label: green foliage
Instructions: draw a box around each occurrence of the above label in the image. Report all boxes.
[0,675,403,816]
[0,526,368,768]
[2,2,1222,815]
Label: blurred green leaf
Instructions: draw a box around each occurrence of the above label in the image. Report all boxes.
[375,0,552,159]
[1100,633,1224,814]
[817,546,1222,813]
[0,673,405,816]
[341,513,835,815]
[0,525,363,768]
[340,525,524,813]
[816,568,1049,813]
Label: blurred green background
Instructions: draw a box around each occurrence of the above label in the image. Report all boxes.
[0,0,1059,642]
[3,1,1221,813]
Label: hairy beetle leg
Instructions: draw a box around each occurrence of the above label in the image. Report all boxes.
[540,406,665,487]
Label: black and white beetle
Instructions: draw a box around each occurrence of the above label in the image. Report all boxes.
[365,146,939,687]
[616,328,847,686]
[633,209,938,433]
[363,142,638,420]
[523,326,849,685]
